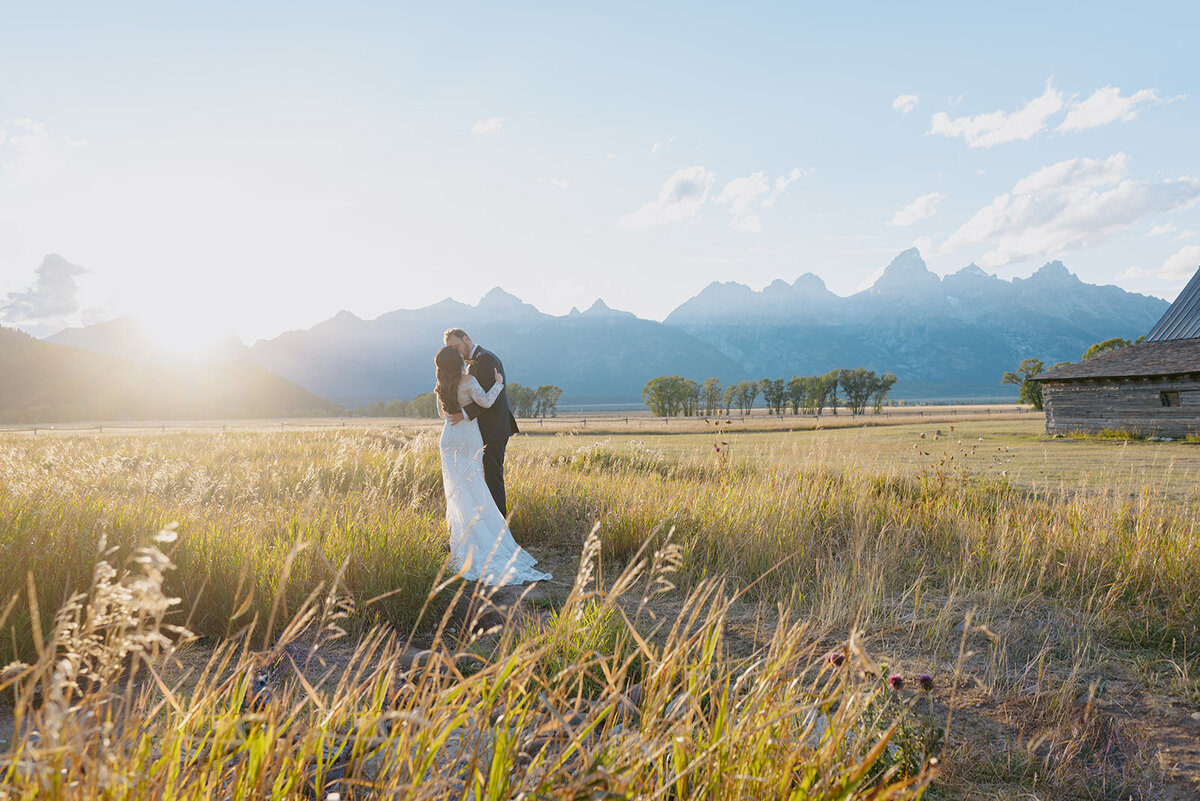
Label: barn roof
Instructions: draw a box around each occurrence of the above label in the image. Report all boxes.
[1145,265,1200,342]
[1037,336,1200,381]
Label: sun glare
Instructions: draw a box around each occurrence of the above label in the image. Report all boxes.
[133,309,239,362]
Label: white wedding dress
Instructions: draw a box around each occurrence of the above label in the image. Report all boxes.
[440,374,552,585]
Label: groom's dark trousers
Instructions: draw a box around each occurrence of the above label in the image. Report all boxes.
[461,345,520,516]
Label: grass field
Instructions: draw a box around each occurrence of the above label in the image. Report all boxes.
[1,415,1198,798]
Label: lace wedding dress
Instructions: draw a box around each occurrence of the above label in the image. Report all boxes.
[440,374,552,585]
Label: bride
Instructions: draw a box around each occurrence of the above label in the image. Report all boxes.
[435,345,551,585]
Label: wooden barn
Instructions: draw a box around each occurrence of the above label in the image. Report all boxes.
[1036,266,1200,437]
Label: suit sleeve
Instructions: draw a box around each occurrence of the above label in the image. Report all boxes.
[461,353,499,420]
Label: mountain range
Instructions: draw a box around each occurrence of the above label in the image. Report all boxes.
[40,249,1174,407]
[665,248,1169,398]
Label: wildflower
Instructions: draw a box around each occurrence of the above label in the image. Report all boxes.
[918,674,934,692]
[824,650,845,667]
[887,674,904,690]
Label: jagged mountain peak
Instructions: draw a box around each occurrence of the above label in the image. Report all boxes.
[1033,260,1078,281]
[479,286,525,306]
[475,287,542,319]
[954,262,991,278]
[868,248,942,296]
[581,299,634,318]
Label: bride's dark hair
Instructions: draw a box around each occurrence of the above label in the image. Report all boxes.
[435,346,464,415]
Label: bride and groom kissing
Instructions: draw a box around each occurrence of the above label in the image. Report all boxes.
[435,328,551,586]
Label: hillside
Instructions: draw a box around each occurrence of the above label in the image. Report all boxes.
[0,327,338,423]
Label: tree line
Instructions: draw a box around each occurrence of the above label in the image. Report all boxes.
[642,369,898,418]
[351,382,563,419]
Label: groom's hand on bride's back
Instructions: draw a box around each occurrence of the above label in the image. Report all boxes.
[448,411,465,424]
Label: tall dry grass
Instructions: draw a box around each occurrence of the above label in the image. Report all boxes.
[0,522,934,798]
[1,427,1196,795]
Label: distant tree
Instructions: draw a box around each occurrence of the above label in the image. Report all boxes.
[701,378,723,416]
[820,370,842,415]
[759,378,787,415]
[871,372,898,413]
[643,376,700,417]
[405,392,439,418]
[839,367,875,415]
[787,376,810,415]
[534,385,563,418]
[1082,337,1133,360]
[735,380,760,415]
[803,375,826,415]
[384,399,405,417]
[643,376,675,416]
[1001,358,1045,410]
[507,383,537,418]
[684,378,700,416]
[722,384,737,415]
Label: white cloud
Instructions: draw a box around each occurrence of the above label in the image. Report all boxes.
[771,168,806,197]
[540,177,571,190]
[892,94,919,114]
[1160,245,1200,281]
[1058,86,1173,132]
[1118,264,1151,279]
[1,253,88,324]
[471,117,504,135]
[717,172,770,232]
[715,168,806,232]
[618,166,714,229]
[940,153,1200,268]
[1010,152,1127,195]
[1148,223,1177,237]
[928,81,1063,147]
[651,135,675,154]
[887,192,944,226]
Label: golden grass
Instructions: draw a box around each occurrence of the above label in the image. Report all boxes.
[1,419,1198,796]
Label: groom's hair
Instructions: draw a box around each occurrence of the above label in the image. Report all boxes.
[444,328,468,343]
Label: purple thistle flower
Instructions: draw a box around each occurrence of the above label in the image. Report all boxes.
[918,674,934,692]
[887,674,904,691]
[824,650,845,667]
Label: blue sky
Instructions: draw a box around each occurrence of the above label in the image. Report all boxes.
[2,1,1198,346]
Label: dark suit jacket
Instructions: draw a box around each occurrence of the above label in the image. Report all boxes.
[462,345,519,444]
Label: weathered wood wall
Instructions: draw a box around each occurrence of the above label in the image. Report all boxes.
[1042,374,1200,437]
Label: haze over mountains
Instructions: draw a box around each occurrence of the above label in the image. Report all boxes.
[666,248,1169,398]
[1,326,337,423]
[39,249,1173,408]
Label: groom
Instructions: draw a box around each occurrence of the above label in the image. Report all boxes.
[444,328,520,516]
